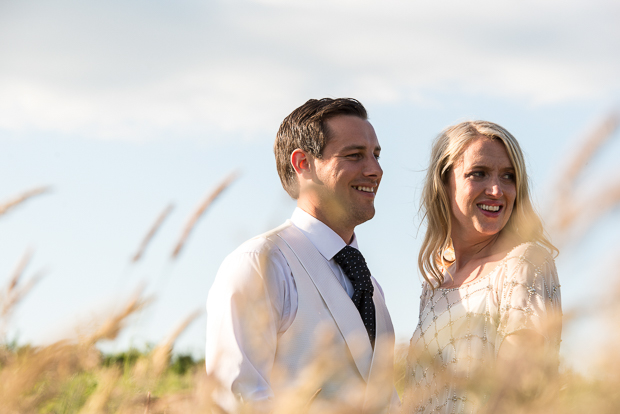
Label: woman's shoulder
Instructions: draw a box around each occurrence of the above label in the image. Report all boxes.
[497,242,559,289]
[503,241,556,267]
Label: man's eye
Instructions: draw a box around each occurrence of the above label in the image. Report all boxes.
[346,153,362,159]
[374,154,381,161]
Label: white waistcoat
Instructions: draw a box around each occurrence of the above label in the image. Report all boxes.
[264,221,399,414]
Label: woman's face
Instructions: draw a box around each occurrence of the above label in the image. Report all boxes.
[447,136,517,243]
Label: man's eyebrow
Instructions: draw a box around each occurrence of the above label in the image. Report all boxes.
[340,145,382,152]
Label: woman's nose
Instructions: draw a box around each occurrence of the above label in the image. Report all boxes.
[486,177,504,197]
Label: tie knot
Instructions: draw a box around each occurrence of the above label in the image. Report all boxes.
[334,246,373,289]
[334,245,365,270]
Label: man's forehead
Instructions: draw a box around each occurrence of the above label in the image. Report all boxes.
[324,117,379,148]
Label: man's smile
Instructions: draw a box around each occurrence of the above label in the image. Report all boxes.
[353,185,375,193]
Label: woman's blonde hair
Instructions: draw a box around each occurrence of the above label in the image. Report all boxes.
[418,120,557,288]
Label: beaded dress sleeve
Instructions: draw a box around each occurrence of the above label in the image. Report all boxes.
[495,243,562,356]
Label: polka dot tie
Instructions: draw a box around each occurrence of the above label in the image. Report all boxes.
[334,245,376,347]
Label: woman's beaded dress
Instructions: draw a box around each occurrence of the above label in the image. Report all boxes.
[405,242,562,413]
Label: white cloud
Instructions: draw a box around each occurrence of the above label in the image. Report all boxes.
[0,0,618,139]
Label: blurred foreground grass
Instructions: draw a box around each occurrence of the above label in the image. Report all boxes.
[0,289,218,414]
[2,318,620,413]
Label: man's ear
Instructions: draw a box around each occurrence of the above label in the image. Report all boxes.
[291,149,312,178]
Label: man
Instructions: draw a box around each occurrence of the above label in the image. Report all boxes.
[206,98,399,413]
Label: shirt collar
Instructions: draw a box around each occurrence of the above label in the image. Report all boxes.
[290,207,359,261]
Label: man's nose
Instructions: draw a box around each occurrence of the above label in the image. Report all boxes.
[364,155,383,179]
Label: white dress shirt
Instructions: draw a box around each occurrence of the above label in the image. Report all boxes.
[205,207,382,407]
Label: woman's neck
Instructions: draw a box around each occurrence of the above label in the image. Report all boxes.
[451,232,509,270]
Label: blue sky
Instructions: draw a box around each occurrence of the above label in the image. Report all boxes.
[1,0,619,372]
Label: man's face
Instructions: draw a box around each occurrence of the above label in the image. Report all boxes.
[304,115,382,236]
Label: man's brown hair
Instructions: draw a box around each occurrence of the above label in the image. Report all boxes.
[274,98,368,199]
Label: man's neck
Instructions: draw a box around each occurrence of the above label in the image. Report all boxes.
[296,203,354,244]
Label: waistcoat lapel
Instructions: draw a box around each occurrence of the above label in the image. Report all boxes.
[364,278,398,412]
[275,223,374,382]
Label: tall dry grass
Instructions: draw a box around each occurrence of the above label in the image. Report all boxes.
[546,112,620,244]
[131,204,174,263]
[0,187,49,217]
[1,116,620,413]
[2,280,619,414]
[171,171,239,259]
[0,250,46,342]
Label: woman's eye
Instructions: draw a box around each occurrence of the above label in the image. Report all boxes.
[468,171,484,178]
[502,173,516,181]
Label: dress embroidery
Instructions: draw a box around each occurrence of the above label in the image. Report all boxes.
[405,243,562,413]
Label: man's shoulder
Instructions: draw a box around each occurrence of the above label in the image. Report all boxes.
[211,223,294,295]
[256,220,294,240]
[225,221,293,261]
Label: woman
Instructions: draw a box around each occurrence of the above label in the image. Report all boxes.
[404,121,562,413]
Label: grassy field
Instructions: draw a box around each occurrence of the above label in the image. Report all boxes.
[1,311,620,413]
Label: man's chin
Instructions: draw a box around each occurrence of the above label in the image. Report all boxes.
[350,207,376,226]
